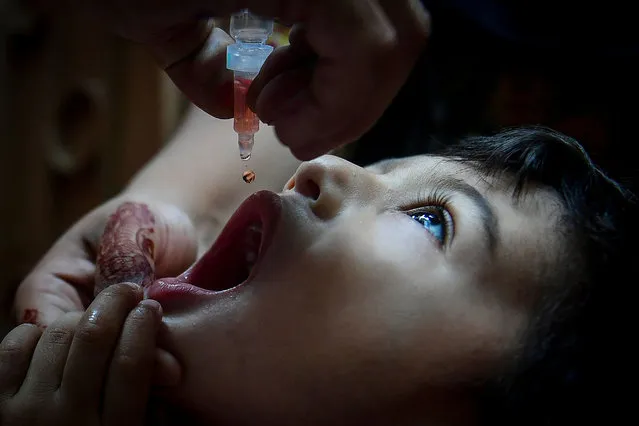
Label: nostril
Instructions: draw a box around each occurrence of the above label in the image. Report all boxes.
[296,178,321,201]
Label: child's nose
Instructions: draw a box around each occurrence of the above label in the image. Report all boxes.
[287,155,369,220]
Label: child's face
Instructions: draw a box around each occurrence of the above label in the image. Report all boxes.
[150,155,566,425]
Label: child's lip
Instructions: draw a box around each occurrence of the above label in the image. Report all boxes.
[144,278,213,311]
[145,190,282,311]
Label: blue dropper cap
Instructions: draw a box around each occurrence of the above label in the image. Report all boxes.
[226,9,274,73]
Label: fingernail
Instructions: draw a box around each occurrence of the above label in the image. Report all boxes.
[140,298,163,317]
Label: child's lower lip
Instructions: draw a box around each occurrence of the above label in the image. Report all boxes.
[144,278,227,311]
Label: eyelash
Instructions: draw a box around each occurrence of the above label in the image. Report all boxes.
[402,189,455,247]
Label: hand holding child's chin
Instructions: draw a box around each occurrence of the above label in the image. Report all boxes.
[0,283,181,426]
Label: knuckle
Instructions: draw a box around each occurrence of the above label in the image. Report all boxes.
[0,326,38,361]
[112,352,147,375]
[0,340,26,361]
[43,327,74,348]
[50,311,82,328]
[73,320,114,346]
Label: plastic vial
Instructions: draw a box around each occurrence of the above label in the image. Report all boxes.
[226,9,274,161]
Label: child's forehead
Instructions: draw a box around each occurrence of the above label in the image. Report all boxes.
[366,155,563,210]
[366,155,473,179]
[366,155,435,174]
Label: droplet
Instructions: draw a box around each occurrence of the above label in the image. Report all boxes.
[238,134,254,161]
[243,170,256,184]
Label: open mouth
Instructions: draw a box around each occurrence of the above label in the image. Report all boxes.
[186,218,264,292]
[148,191,282,304]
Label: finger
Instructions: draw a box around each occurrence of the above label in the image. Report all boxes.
[60,283,142,411]
[306,0,397,59]
[248,32,315,113]
[262,0,430,159]
[102,299,162,426]
[94,200,198,295]
[379,0,432,43]
[253,0,399,157]
[21,312,83,393]
[287,25,313,53]
[165,25,236,119]
[0,323,42,402]
[149,202,199,279]
[152,347,182,387]
[147,20,213,70]
[251,51,314,125]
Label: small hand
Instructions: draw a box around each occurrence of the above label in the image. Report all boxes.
[14,196,196,328]
[1,283,168,426]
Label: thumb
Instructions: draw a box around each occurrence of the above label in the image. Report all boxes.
[94,201,197,296]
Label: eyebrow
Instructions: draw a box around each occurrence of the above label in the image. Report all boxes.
[434,176,500,254]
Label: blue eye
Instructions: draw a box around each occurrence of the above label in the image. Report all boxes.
[409,208,449,244]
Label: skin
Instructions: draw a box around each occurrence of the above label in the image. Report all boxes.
[7,132,567,425]
[12,108,300,391]
[15,107,300,328]
[69,0,430,159]
[154,154,567,426]
[0,284,164,426]
[10,106,566,424]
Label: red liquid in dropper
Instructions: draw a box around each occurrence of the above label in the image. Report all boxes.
[234,77,259,134]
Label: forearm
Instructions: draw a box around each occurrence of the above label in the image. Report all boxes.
[122,105,301,253]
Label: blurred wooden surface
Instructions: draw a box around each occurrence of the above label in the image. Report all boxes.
[0,2,184,333]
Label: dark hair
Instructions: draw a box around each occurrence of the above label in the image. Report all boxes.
[439,126,637,425]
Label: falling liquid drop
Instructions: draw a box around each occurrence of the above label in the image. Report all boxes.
[243,170,256,184]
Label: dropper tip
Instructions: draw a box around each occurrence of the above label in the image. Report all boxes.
[238,133,255,161]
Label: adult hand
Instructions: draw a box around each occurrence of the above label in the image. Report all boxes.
[76,0,430,160]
